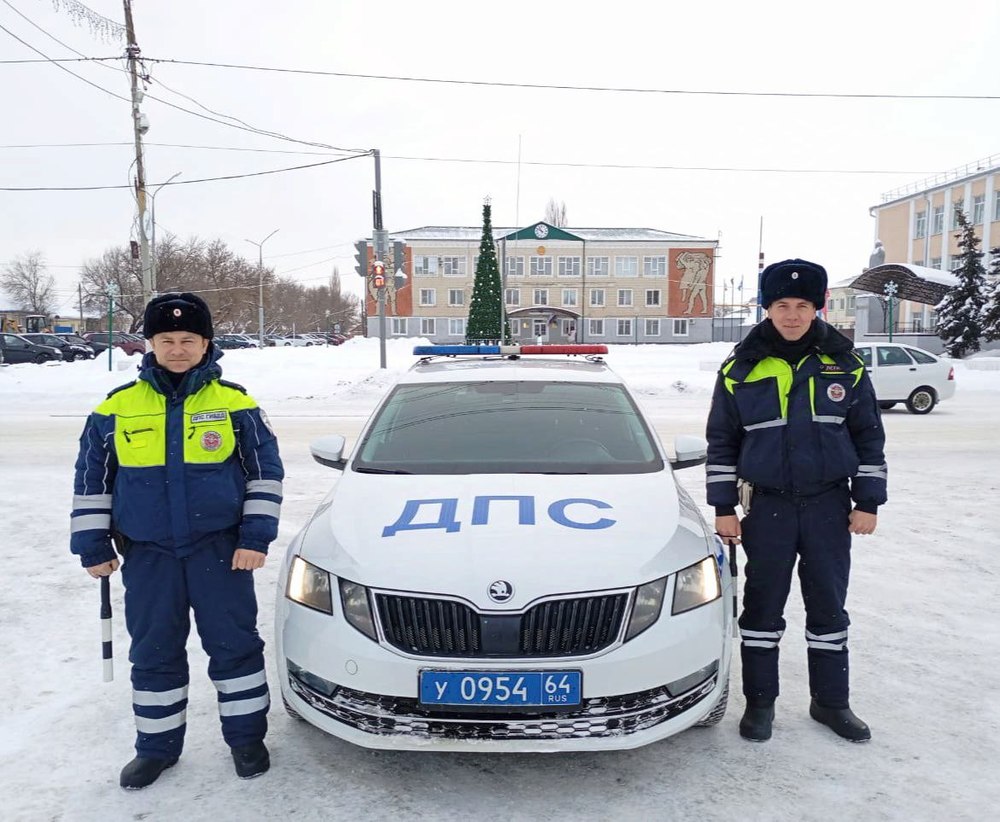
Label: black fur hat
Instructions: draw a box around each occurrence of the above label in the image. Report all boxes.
[760,259,827,310]
[142,292,214,339]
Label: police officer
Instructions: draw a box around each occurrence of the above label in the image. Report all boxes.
[706,259,886,743]
[70,293,284,788]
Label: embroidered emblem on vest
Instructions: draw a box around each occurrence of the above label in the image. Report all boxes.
[200,430,223,451]
[826,383,846,402]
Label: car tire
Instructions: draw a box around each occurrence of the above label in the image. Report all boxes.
[282,695,304,722]
[905,387,937,415]
[695,683,729,727]
[878,401,896,410]
[33,353,48,364]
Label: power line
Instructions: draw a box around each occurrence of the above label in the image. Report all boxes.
[0,153,366,190]
[146,57,1000,102]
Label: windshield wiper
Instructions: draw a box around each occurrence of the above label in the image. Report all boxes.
[354,466,413,474]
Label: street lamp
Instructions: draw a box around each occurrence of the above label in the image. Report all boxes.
[884,280,898,342]
[246,229,279,346]
[150,171,182,295]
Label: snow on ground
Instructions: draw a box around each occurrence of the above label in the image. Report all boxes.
[1,339,999,821]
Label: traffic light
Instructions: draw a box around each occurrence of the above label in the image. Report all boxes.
[372,260,386,289]
[393,240,405,273]
[354,240,368,278]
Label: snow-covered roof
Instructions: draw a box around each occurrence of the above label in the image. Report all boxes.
[850,263,958,304]
[390,226,711,243]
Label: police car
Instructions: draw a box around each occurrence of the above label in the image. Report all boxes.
[275,344,734,751]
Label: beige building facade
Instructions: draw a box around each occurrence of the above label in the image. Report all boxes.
[363,223,719,345]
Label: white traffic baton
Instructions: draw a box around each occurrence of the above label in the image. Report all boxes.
[100,575,114,682]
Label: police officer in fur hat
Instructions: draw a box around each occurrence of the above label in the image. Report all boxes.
[70,293,284,788]
[705,260,887,743]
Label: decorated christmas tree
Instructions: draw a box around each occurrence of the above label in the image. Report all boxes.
[465,200,509,343]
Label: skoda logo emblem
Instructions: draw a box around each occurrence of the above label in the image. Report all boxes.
[488,580,514,603]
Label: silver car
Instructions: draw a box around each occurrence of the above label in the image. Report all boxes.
[853,343,956,414]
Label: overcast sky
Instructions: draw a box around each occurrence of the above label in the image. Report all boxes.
[2,0,999,316]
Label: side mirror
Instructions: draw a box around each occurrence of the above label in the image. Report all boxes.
[310,434,347,471]
[670,434,708,470]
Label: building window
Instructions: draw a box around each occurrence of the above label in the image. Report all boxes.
[505,256,524,278]
[912,316,924,332]
[532,319,547,338]
[973,194,986,225]
[510,320,520,334]
[930,257,942,269]
[472,255,479,273]
[448,289,464,306]
[838,297,846,310]
[995,191,1000,221]
[614,256,638,277]
[420,318,436,336]
[530,256,552,276]
[645,289,661,307]
[414,255,438,276]
[616,318,633,337]
[618,289,633,307]
[561,289,578,307]
[533,288,549,306]
[561,319,576,337]
[587,257,609,277]
[419,288,436,306]
[390,318,407,336]
[673,318,689,337]
[643,256,667,277]
[448,318,465,336]
[914,211,926,239]
[588,318,604,336]
[644,318,660,336]
[951,258,963,271]
[952,199,964,228]
[505,288,520,306]
[558,256,581,277]
[847,295,856,316]
[590,288,605,307]
[931,206,944,235]
[440,256,466,277]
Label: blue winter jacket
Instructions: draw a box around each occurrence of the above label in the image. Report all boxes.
[70,346,284,567]
[706,320,887,511]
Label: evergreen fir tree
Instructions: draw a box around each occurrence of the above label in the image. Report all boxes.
[981,247,1000,342]
[935,209,985,357]
[465,200,509,343]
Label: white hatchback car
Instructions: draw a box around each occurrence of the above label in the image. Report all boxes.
[275,344,734,752]
[852,342,956,414]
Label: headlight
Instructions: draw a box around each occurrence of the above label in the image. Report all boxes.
[625,577,666,641]
[672,556,721,615]
[286,556,333,614]
[339,578,377,640]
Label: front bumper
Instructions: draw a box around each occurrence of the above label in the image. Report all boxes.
[276,584,733,752]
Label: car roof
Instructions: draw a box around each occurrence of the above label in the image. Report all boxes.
[398,356,624,386]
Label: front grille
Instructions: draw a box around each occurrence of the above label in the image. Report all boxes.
[374,592,629,658]
[288,668,717,741]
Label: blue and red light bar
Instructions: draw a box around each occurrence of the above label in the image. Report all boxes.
[413,344,608,356]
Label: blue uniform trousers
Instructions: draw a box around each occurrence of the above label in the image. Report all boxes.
[738,484,853,708]
[121,536,269,760]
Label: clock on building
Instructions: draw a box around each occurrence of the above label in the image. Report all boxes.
[534,223,549,239]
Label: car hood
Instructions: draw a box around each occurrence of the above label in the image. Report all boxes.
[297,472,713,610]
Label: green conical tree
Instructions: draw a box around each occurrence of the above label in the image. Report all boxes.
[466,200,509,343]
[936,209,986,358]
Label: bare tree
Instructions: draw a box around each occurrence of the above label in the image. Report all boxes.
[1,252,56,313]
[544,198,568,227]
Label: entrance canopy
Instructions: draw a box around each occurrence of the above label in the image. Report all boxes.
[850,264,957,305]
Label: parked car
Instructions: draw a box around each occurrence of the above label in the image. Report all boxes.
[82,332,146,356]
[21,332,95,361]
[0,332,61,364]
[276,343,733,752]
[853,342,956,414]
[214,333,253,350]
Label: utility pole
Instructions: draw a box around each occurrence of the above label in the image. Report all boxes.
[78,283,84,332]
[372,149,389,369]
[246,229,279,346]
[123,0,151,307]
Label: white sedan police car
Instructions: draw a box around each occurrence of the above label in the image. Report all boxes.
[852,342,956,414]
[275,344,734,751]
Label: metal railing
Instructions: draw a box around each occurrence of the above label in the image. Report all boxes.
[880,153,1000,203]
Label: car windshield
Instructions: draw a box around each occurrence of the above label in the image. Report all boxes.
[60,335,88,344]
[354,380,664,475]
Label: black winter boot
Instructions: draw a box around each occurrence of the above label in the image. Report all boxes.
[119,756,178,790]
[232,742,270,779]
[809,700,871,742]
[739,700,775,742]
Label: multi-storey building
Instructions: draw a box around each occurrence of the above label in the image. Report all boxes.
[869,153,1000,333]
[361,222,719,344]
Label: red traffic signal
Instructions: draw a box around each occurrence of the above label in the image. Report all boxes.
[372,260,386,289]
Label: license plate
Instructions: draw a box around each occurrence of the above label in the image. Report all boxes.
[419,670,582,707]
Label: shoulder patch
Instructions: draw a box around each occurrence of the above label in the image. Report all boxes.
[106,380,137,399]
[218,379,248,394]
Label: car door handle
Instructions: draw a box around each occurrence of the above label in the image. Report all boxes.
[909,367,916,371]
